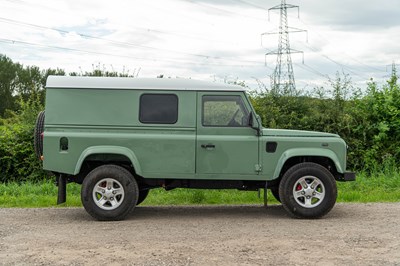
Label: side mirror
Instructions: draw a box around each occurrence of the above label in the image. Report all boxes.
[255,114,261,124]
[248,113,261,135]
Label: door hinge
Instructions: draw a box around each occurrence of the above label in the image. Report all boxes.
[255,164,262,172]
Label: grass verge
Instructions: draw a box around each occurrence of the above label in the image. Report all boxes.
[0,171,399,208]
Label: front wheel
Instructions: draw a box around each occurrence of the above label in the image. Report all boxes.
[270,187,281,202]
[279,163,337,219]
[81,165,139,221]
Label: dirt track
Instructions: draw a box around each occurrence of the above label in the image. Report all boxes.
[0,203,399,265]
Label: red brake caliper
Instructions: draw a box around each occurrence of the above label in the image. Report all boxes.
[296,184,303,191]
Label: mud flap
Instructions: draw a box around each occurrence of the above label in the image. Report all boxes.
[264,182,268,207]
[57,174,67,204]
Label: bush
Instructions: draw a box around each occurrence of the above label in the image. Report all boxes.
[0,92,48,183]
[0,123,47,182]
[250,71,400,171]
[351,78,400,170]
[0,67,399,181]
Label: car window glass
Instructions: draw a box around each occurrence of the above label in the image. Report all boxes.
[139,94,178,124]
[202,95,249,127]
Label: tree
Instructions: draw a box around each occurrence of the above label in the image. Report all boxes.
[354,68,400,169]
[15,65,42,100]
[0,55,19,117]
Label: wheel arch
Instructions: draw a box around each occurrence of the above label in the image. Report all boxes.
[273,148,344,180]
[74,146,142,176]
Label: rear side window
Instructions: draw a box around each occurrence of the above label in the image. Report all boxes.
[139,94,178,124]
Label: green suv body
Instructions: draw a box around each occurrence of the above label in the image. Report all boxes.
[35,76,355,220]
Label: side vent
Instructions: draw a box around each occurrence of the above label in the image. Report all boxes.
[266,142,278,153]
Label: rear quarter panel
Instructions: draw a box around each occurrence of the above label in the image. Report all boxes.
[43,88,197,177]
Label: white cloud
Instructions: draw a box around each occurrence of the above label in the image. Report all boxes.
[0,0,398,90]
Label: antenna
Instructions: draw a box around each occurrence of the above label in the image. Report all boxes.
[262,0,307,95]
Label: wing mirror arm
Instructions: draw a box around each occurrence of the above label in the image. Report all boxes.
[249,112,261,136]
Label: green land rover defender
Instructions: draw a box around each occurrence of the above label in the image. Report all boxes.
[34,76,355,220]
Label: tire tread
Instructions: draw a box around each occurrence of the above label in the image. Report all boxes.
[81,164,139,221]
[279,162,337,219]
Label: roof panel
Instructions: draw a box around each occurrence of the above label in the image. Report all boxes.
[46,76,245,91]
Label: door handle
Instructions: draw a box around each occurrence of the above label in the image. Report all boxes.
[201,144,215,149]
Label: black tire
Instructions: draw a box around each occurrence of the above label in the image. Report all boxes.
[279,162,337,219]
[270,187,281,202]
[136,189,150,206]
[33,111,45,159]
[81,165,139,221]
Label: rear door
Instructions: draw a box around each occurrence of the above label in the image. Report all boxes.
[196,92,259,177]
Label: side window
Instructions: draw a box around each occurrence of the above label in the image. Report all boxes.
[202,95,249,127]
[139,94,178,124]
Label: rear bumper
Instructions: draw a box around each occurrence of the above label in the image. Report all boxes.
[337,171,356,182]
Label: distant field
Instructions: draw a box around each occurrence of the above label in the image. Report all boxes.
[0,170,399,208]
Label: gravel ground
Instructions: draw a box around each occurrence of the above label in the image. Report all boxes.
[0,203,399,266]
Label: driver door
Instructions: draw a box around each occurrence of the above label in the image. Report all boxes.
[196,92,259,176]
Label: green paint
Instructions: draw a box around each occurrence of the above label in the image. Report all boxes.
[43,76,352,182]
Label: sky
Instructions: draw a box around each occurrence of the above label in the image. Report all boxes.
[1,0,400,91]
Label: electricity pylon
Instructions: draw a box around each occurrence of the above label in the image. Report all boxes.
[262,0,307,95]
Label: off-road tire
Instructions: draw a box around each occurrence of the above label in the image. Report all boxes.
[33,111,45,159]
[279,162,337,219]
[270,187,281,202]
[81,165,139,221]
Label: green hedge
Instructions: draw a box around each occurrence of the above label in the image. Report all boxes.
[249,74,400,170]
[0,72,399,182]
[0,123,47,183]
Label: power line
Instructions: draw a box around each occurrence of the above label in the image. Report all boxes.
[242,0,386,76]
[0,17,216,61]
[304,43,370,80]
[293,62,329,79]
[294,17,386,73]
[0,38,154,61]
[233,0,268,11]
[181,0,266,21]
[3,0,240,46]
[0,17,268,67]
[5,0,378,85]
[0,37,265,68]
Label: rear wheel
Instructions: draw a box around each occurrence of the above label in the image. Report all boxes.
[279,162,337,219]
[33,111,45,159]
[81,165,139,221]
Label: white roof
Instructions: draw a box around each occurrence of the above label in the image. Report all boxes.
[46,76,245,91]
